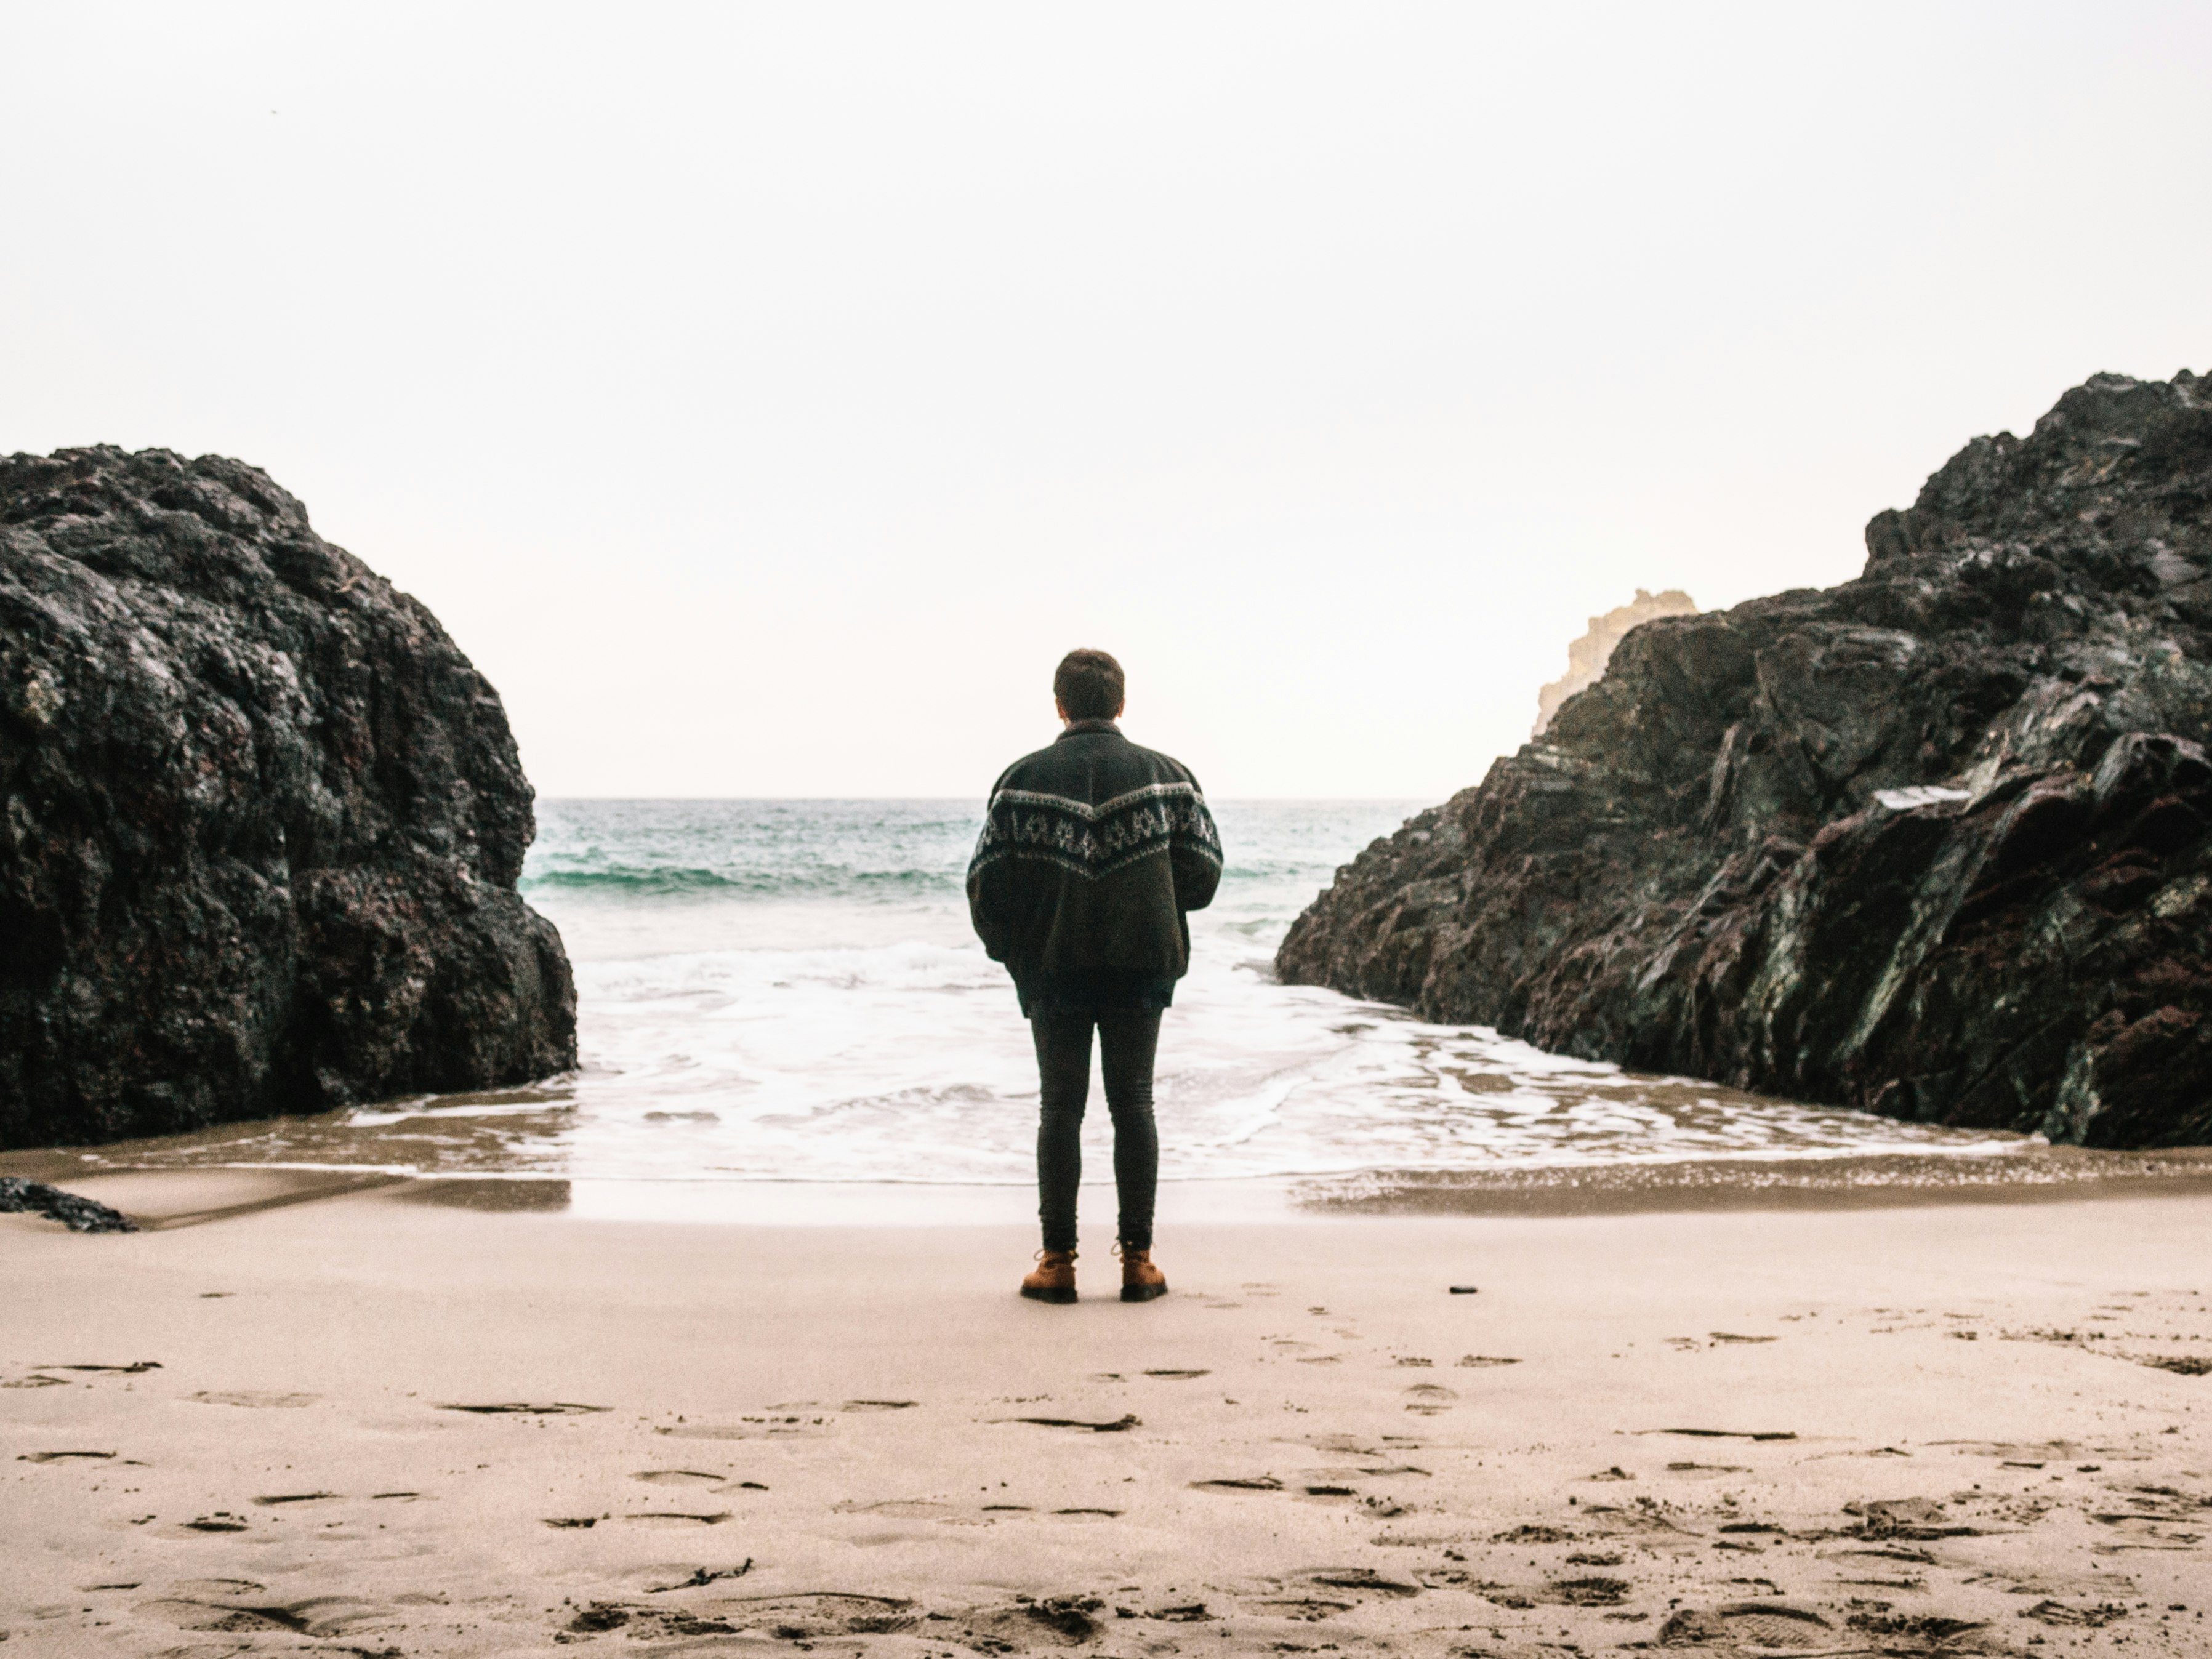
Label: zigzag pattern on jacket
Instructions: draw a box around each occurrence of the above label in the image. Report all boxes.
[969,782,1224,883]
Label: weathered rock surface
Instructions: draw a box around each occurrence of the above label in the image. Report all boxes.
[1,447,576,1149]
[0,1176,135,1232]
[1533,587,1698,737]
[1280,371,2212,1147]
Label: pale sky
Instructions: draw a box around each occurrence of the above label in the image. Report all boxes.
[5,4,2208,799]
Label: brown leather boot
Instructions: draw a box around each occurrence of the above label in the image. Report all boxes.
[1020,1250,1078,1304]
[1117,1243,1167,1303]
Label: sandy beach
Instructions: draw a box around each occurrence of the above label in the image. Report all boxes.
[6,1175,2210,1657]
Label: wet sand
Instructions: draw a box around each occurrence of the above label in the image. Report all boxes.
[1299,1146,2212,1217]
[4,1177,2211,1657]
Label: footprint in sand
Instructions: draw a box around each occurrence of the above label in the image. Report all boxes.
[832,1499,963,1520]
[39,1360,163,1374]
[1252,1593,1356,1620]
[1402,1383,1456,1415]
[134,1594,379,1637]
[1191,1476,1285,1493]
[1660,1604,1835,1648]
[1545,1575,1634,1607]
[178,1513,252,1533]
[656,1420,832,1441]
[697,1593,916,1641]
[1298,1567,1422,1599]
[1001,1413,1140,1432]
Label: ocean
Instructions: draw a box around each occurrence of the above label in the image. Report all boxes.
[72,796,2020,1211]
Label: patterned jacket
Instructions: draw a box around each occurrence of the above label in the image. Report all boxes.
[967,720,1223,1012]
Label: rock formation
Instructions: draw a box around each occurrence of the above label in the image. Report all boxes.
[1533,588,1698,737]
[1279,371,2212,1148]
[1,448,576,1149]
[0,1176,135,1232]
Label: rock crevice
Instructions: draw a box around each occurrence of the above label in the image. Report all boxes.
[1279,371,2212,1147]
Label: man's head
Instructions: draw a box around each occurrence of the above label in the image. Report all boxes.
[1053,648,1125,723]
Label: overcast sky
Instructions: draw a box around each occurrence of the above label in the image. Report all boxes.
[5,3,2208,799]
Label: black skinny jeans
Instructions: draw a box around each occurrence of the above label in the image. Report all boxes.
[1029,1006,1161,1255]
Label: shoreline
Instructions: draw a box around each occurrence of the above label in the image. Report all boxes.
[9,1141,2212,1233]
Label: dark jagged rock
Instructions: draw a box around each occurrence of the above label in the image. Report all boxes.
[0,1176,136,1232]
[1,447,576,1149]
[1279,371,2212,1148]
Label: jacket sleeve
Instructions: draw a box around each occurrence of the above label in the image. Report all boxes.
[967,774,1015,959]
[1171,778,1223,914]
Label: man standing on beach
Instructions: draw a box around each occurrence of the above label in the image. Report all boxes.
[967,649,1223,1304]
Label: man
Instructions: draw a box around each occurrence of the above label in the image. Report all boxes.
[967,648,1223,1304]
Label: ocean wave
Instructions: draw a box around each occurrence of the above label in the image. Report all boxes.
[521,863,960,899]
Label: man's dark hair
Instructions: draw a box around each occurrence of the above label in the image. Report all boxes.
[1054,648,1125,720]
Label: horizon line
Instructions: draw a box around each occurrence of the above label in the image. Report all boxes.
[535,793,1435,804]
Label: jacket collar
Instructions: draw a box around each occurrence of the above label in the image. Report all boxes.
[1056,718,1121,741]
